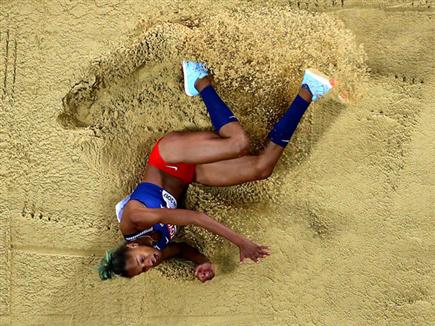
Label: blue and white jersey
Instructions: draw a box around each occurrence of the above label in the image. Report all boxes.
[115,182,178,250]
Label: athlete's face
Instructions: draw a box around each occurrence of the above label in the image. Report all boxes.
[124,243,161,277]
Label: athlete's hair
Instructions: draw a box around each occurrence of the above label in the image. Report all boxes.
[98,242,131,280]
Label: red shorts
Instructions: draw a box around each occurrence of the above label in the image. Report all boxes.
[148,138,196,184]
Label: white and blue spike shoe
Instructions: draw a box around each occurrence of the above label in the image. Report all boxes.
[302,69,335,102]
[182,60,209,96]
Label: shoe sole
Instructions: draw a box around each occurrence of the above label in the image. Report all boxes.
[305,68,334,88]
[182,60,196,96]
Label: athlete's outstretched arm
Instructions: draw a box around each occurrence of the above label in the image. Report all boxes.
[129,207,270,263]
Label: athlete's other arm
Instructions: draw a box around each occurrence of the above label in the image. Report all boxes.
[160,242,214,282]
[129,208,270,263]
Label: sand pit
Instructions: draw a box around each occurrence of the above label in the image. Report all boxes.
[1,0,434,325]
[57,7,367,268]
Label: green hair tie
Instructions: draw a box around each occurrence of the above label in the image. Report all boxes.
[98,250,114,281]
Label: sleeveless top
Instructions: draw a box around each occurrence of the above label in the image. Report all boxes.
[115,182,178,250]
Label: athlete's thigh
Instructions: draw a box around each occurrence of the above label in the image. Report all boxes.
[195,155,260,186]
[159,130,219,161]
[159,124,246,165]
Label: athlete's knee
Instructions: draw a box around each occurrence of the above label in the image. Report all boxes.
[163,131,182,141]
[254,158,274,180]
[159,132,183,162]
[230,132,250,156]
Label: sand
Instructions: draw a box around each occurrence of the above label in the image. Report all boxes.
[1,0,434,325]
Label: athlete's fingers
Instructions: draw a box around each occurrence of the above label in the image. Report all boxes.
[259,251,269,255]
[198,270,213,282]
[195,265,207,277]
[255,251,268,261]
[259,249,270,256]
[259,245,269,250]
[199,271,207,282]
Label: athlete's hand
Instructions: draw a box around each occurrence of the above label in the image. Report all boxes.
[239,240,270,263]
[194,262,215,283]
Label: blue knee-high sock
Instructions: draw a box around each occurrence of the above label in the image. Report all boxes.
[268,95,311,147]
[199,85,238,132]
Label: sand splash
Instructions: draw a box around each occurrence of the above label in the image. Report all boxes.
[57,6,368,278]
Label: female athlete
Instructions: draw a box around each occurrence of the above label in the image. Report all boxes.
[98,61,334,282]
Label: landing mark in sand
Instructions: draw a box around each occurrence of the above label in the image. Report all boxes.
[2,30,9,99]
[13,244,103,258]
[288,0,345,9]
[0,210,12,314]
[12,39,17,98]
[394,73,424,85]
[1,30,17,100]
[21,201,58,223]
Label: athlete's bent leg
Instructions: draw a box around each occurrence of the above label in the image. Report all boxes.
[196,77,245,139]
[195,87,314,186]
[159,128,248,165]
[195,69,334,186]
[160,75,249,165]
[196,68,336,186]
[195,142,282,186]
